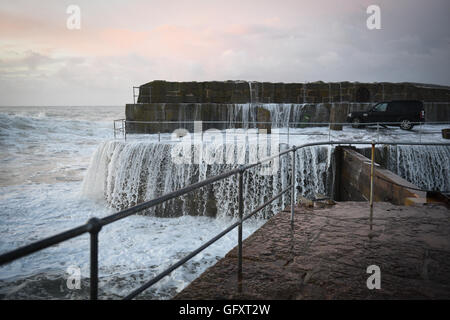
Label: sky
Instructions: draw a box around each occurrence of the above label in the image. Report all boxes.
[0,0,449,106]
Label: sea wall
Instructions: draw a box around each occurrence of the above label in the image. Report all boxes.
[82,140,449,216]
[82,140,334,218]
[335,147,426,205]
[125,102,334,133]
[126,81,450,133]
[136,81,450,104]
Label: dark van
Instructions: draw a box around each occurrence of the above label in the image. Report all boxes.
[347,100,425,130]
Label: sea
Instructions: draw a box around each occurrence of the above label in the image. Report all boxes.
[0,106,264,299]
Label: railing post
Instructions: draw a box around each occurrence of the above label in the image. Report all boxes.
[291,146,296,224]
[237,167,244,290]
[377,122,379,143]
[419,122,422,143]
[113,121,116,140]
[124,120,127,141]
[328,123,331,141]
[369,141,375,231]
[87,217,102,300]
[287,125,290,145]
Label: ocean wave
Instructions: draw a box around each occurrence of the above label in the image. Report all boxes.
[0,108,118,186]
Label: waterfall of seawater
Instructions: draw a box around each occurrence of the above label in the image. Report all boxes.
[226,103,308,128]
[387,145,450,192]
[82,140,334,219]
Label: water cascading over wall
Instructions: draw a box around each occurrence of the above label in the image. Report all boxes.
[82,140,334,219]
[386,145,450,192]
[227,103,310,128]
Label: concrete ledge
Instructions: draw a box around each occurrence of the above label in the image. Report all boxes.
[175,202,450,299]
[337,147,426,205]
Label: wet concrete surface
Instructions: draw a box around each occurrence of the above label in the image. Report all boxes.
[175,202,450,299]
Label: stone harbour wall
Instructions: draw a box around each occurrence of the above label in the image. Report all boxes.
[125,81,450,133]
[137,80,450,104]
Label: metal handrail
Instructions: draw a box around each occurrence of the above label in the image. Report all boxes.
[1,141,449,300]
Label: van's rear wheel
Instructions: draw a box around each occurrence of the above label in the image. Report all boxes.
[400,119,413,130]
[352,118,363,128]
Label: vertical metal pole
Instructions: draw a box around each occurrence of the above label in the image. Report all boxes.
[369,142,375,231]
[113,121,116,140]
[419,122,422,143]
[122,120,127,141]
[287,125,290,145]
[237,168,244,290]
[88,218,102,300]
[90,232,98,300]
[377,122,379,143]
[328,123,331,141]
[291,147,296,224]
[158,131,161,142]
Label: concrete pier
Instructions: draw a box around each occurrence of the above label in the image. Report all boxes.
[126,81,450,133]
[175,202,450,299]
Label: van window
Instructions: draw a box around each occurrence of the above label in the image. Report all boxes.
[372,103,387,112]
